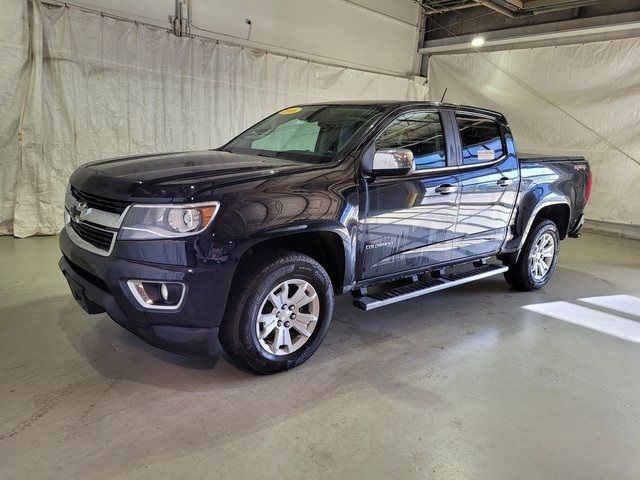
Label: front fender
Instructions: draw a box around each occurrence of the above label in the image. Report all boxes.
[228,219,357,291]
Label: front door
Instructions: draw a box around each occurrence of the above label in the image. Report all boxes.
[357,110,460,280]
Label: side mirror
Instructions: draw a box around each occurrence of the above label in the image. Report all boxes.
[370,148,415,176]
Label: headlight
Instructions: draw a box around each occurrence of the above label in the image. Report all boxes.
[119,201,220,240]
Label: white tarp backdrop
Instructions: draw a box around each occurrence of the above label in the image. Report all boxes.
[0,0,29,236]
[0,0,428,237]
[427,41,640,226]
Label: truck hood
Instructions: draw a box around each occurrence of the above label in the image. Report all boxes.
[70,150,309,202]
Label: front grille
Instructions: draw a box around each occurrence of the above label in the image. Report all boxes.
[70,219,116,252]
[70,186,129,214]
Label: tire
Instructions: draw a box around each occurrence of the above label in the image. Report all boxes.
[219,250,334,374]
[504,219,560,291]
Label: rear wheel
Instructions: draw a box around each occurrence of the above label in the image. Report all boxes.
[504,219,559,291]
[219,250,334,374]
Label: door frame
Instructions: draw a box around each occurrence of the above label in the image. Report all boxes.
[355,106,462,282]
[447,109,520,260]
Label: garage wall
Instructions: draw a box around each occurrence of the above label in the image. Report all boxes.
[0,0,428,237]
[45,0,422,75]
[426,40,640,226]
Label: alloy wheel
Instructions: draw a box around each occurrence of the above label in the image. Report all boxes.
[255,279,320,356]
[529,232,555,280]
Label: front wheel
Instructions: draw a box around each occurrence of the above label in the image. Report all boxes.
[504,219,560,291]
[219,250,334,374]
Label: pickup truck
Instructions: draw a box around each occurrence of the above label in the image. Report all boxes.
[59,101,592,373]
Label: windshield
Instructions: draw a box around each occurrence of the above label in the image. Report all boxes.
[222,105,383,163]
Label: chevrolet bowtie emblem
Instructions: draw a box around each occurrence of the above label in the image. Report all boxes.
[70,201,92,220]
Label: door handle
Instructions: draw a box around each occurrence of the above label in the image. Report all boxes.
[435,184,458,195]
[497,177,512,187]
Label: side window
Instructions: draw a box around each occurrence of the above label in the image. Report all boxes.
[456,114,504,165]
[376,111,446,170]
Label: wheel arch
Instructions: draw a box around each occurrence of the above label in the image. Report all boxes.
[501,198,571,264]
[231,227,352,295]
[533,203,571,239]
[520,196,571,243]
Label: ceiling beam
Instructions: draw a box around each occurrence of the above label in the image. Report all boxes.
[473,1,527,18]
[473,0,613,17]
[419,16,640,53]
[422,1,479,15]
[498,0,524,8]
[524,0,613,11]
[524,0,593,7]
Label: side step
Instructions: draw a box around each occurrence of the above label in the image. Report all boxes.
[353,264,509,311]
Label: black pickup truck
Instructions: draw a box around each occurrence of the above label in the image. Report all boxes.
[59,101,592,373]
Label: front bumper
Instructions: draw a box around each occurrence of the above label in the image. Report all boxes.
[59,229,234,357]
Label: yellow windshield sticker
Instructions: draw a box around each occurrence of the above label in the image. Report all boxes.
[278,107,302,115]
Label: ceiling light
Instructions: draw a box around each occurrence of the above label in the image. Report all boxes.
[471,36,485,48]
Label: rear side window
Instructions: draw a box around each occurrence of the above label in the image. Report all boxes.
[456,114,504,165]
[376,111,446,170]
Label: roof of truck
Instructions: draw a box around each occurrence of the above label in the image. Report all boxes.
[301,100,506,120]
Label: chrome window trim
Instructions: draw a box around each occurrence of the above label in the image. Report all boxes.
[126,280,187,311]
[382,158,510,177]
[407,165,460,175]
[454,156,509,171]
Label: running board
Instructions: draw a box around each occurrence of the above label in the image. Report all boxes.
[353,264,509,311]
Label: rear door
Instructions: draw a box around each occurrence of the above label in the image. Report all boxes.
[357,109,461,280]
[449,111,519,261]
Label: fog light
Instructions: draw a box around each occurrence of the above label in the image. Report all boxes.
[160,282,182,304]
[127,280,185,310]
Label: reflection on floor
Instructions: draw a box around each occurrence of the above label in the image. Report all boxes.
[1,231,640,479]
[524,295,640,342]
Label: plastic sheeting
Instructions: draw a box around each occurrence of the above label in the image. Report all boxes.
[0,0,428,237]
[0,0,29,235]
[427,41,640,226]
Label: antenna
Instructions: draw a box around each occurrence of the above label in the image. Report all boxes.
[440,88,448,103]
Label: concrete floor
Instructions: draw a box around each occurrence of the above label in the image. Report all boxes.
[1,232,640,479]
